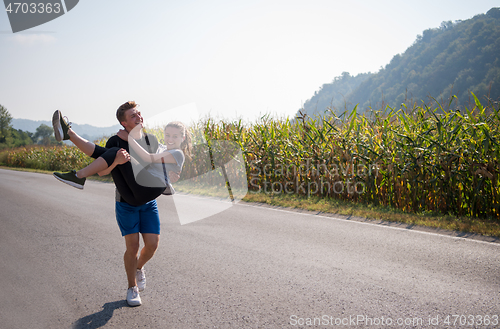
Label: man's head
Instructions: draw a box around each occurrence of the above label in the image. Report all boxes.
[116,101,143,133]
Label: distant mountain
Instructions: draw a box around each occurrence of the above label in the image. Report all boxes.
[12,118,121,142]
[300,72,372,116]
[301,7,500,116]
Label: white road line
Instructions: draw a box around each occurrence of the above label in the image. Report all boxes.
[236,201,500,246]
[162,192,500,246]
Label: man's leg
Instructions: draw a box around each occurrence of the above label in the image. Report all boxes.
[135,233,160,291]
[134,200,161,292]
[124,233,140,288]
[116,202,143,306]
[137,233,160,269]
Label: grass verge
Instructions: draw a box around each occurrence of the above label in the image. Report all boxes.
[0,165,114,183]
[242,193,500,238]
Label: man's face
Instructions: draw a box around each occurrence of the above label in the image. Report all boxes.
[121,107,143,132]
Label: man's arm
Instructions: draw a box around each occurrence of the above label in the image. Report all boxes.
[102,134,166,206]
[98,148,130,176]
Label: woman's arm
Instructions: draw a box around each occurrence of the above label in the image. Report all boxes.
[118,129,178,164]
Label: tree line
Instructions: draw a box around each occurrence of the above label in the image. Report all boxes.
[0,104,60,149]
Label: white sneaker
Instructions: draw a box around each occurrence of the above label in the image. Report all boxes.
[136,268,146,292]
[126,286,142,306]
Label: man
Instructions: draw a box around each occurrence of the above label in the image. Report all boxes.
[106,101,164,307]
[53,101,170,306]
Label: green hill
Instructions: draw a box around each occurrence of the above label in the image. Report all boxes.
[301,7,500,116]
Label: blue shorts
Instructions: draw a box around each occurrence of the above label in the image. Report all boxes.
[115,200,160,236]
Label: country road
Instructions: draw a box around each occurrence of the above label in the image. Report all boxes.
[0,169,499,329]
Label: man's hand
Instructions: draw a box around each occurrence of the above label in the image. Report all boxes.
[169,171,180,183]
[97,148,130,176]
[117,129,129,141]
[115,148,130,164]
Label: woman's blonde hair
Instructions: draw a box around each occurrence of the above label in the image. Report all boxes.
[165,121,192,159]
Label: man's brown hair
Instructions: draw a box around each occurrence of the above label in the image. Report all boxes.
[116,101,137,125]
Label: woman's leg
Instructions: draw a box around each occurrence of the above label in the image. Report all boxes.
[57,126,165,202]
[67,128,96,157]
[73,147,121,178]
[76,157,109,178]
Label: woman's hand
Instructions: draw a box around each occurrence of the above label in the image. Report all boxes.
[117,129,129,141]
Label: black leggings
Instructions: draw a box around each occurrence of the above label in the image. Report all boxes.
[91,145,166,206]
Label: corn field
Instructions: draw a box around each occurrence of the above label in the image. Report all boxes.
[6,145,94,171]
[201,94,499,219]
[4,138,108,172]
[4,95,499,219]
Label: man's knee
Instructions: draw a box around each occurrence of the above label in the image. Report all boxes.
[126,243,140,255]
[143,234,160,252]
[124,233,140,254]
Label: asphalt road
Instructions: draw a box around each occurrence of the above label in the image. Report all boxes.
[0,169,499,329]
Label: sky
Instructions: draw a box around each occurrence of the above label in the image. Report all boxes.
[0,0,498,127]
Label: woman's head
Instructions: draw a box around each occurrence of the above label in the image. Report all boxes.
[164,121,192,157]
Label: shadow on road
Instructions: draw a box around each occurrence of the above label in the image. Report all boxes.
[73,300,127,329]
